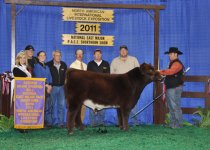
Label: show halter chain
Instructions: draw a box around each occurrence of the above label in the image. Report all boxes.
[162,83,166,103]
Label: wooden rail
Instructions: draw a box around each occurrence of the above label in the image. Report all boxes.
[181,76,210,114]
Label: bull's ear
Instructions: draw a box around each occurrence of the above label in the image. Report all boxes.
[140,63,145,72]
[140,63,146,68]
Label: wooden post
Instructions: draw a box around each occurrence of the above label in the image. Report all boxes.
[11,4,16,70]
[153,9,166,124]
[205,79,210,109]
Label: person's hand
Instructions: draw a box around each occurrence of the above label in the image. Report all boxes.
[46,84,52,94]
[158,70,164,75]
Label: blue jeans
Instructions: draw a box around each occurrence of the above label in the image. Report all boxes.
[45,93,53,125]
[166,86,183,128]
[89,109,105,127]
[50,86,65,126]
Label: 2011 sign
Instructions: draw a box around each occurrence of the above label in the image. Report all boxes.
[76,23,100,34]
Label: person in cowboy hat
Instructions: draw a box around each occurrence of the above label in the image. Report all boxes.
[159,47,184,129]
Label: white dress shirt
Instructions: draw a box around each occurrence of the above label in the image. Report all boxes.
[70,59,87,70]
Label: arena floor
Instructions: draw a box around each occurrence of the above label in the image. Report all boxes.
[0,125,210,150]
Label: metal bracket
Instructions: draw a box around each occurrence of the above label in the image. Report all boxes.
[144,9,154,20]
[16,5,26,16]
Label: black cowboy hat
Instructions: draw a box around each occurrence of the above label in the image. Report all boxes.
[164,47,183,55]
[25,45,35,51]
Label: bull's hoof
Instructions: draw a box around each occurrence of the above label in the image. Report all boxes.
[75,124,85,131]
[123,127,128,131]
[123,127,129,131]
[68,130,74,135]
[79,126,85,131]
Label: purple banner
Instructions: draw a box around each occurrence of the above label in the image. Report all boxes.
[14,78,45,129]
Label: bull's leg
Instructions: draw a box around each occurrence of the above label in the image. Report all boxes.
[67,109,79,134]
[66,98,81,135]
[121,109,130,131]
[66,96,72,131]
[117,108,123,130]
[66,109,71,131]
[75,105,85,131]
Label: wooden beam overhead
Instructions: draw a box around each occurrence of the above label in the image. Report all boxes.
[5,0,165,10]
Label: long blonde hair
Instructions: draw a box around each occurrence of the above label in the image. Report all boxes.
[15,50,28,66]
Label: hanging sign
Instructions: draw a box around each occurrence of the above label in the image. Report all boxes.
[62,34,114,46]
[63,7,114,23]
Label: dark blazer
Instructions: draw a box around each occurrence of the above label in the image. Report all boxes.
[87,60,110,74]
[13,67,28,77]
[46,60,67,86]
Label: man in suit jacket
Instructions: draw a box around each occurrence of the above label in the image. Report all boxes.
[87,49,110,133]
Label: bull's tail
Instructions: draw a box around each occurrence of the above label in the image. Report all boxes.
[64,69,73,102]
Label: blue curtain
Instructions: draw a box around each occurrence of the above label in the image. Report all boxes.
[0,2,11,72]
[1,0,210,124]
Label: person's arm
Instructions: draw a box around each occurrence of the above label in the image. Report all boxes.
[134,57,140,67]
[63,62,67,78]
[110,60,115,74]
[159,62,182,75]
[69,62,74,69]
[46,66,52,94]
[47,66,52,85]
[87,62,92,71]
[34,57,39,65]
[84,63,87,71]
[33,64,42,78]
[105,62,110,74]
[64,62,67,72]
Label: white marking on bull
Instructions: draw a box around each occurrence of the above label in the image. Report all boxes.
[84,99,119,111]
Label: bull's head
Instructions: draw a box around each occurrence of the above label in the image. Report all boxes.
[140,63,163,82]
